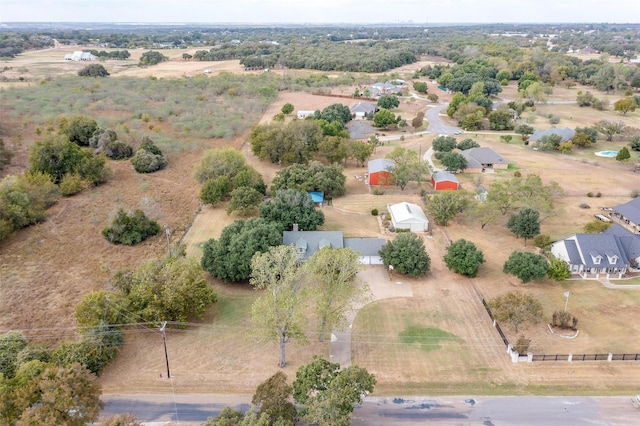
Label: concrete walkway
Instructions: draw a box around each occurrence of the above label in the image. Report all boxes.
[598,277,640,289]
[329,266,413,368]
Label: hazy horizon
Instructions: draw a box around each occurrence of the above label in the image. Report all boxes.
[2,0,639,25]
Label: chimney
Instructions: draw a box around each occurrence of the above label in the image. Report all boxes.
[293,224,299,232]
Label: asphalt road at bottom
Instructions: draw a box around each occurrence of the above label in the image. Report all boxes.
[101,394,640,425]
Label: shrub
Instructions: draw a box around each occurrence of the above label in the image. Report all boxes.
[631,190,639,198]
[59,173,89,196]
[102,208,161,245]
[587,192,594,197]
[551,310,578,330]
[514,170,521,177]
[371,208,379,216]
[596,192,602,198]
[104,140,133,160]
[513,335,531,354]
[131,149,167,173]
[533,234,552,250]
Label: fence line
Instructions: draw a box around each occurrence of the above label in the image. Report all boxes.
[479,296,640,363]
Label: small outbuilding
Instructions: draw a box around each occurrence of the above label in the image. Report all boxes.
[431,171,459,191]
[368,159,396,186]
[387,202,429,232]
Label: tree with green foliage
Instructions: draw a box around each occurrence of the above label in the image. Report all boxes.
[251,245,308,367]
[131,137,167,173]
[281,103,294,115]
[227,186,264,216]
[443,239,485,278]
[0,331,27,379]
[201,218,283,282]
[89,129,133,160]
[593,120,625,142]
[1,362,103,426]
[194,148,249,184]
[75,290,129,327]
[293,356,375,426]
[259,189,324,231]
[252,371,296,425]
[515,124,534,137]
[547,256,571,281]
[51,322,123,375]
[537,134,563,151]
[571,131,594,148]
[630,136,640,152]
[317,136,349,165]
[373,108,397,128]
[347,139,374,167]
[0,139,13,171]
[503,251,549,283]
[413,81,427,93]
[58,114,98,147]
[304,247,368,341]
[139,50,169,65]
[316,103,352,125]
[0,172,60,242]
[102,208,160,245]
[614,97,637,115]
[385,146,428,190]
[425,190,470,226]
[270,160,346,198]
[379,233,430,276]
[616,146,631,162]
[78,63,110,77]
[432,135,457,152]
[507,208,540,246]
[488,106,514,131]
[377,94,400,109]
[487,291,544,333]
[200,176,233,206]
[440,151,467,172]
[29,134,91,184]
[457,138,479,150]
[116,255,217,323]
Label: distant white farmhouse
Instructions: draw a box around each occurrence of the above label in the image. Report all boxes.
[296,110,316,119]
[64,51,96,61]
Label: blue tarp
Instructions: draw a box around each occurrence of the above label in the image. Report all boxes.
[308,191,324,204]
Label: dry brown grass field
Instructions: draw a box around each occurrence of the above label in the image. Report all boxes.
[2,48,640,396]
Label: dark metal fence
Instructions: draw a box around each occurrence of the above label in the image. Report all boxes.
[480,297,640,363]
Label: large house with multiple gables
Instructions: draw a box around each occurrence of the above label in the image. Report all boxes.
[551,198,640,278]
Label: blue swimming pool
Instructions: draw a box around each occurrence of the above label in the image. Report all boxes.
[595,151,618,157]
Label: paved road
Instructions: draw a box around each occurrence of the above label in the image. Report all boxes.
[101,394,640,425]
[425,103,462,135]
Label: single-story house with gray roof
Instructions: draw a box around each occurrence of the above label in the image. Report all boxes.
[610,197,640,232]
[460,147,509,173]
[550,224,640,279]
[346,121,376,140]
[282,229,385,264]
[350,101,377,120]
[530,127,575,143]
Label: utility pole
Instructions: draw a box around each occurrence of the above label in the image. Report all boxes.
[563,291,570,313]
[159,321,170,379]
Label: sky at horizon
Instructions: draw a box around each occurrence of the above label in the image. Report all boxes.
[2,0,639,25]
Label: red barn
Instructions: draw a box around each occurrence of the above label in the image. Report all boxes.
[368,159,396,186]
[431,171,459,191]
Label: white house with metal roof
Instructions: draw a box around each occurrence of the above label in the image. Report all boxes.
[387,202,429,232]
[64,51,96,61]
